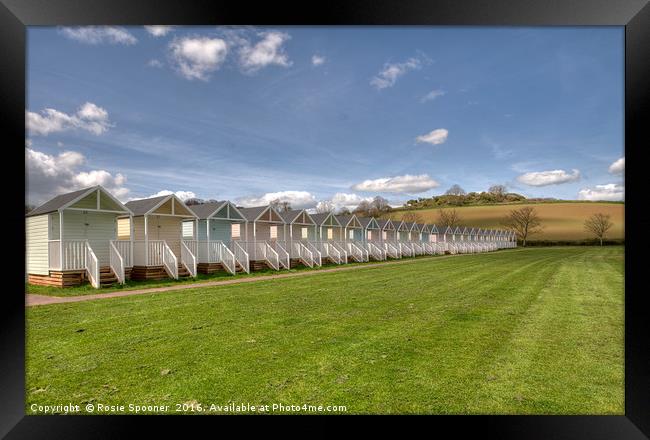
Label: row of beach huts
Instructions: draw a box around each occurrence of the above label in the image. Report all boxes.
[26,185,517,288]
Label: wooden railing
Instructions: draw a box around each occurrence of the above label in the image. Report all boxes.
[84,241,100,289]
[233,241,250,274]
[181,241,197,277]
[270,241,290,269]
[398,242,413,258]
[303,241,322,266]
[288,241,313,268]
[332,242,348,263]
[162,243,178,279]
[411,242,423,255]
[384,242,399,259]
[367,242,385,260]
[109,241,125,284]
[345,242,364,263]
[111,240,132,268]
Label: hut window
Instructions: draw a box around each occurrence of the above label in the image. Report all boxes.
[349,230,354,239]
[301,227,308,239]
[270,225,278,239]
[231,223,240,239]
[431,235,437,242]
[327,228,333,240]
[382,231,387,240]
[409,232,412,240]
[182,221,194,238]
[367,230,372,240]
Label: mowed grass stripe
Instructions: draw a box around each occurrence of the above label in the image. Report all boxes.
[26,247,624,414]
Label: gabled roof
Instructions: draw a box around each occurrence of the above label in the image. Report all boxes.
[419,224,430,233]
[444,226,454,234]
[395,220,408,231]
[310,212,341,227]
[462,227,470,235]
[409,222,421,232]
[429,224,439,233]
[188,201,226,219]
[335,214,362,228]
[125,194,196,217]
[453,226,463,234]
[27,185,132,217]
[376,219,395,230]
[279,209,315,225]
[469,228,478,235]
[358,217,380,229]
[238,205,283,222]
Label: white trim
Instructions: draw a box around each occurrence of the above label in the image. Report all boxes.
[64,208,131,214]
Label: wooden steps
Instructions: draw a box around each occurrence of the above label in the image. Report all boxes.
[178,264,191,278]
[290,258,307,269]
[250,260,275,272]
[99,266,118,287]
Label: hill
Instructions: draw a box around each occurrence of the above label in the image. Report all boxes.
[385,202,624,241]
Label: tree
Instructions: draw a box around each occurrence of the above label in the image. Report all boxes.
[353,200,372,217]
[437,208,461,228]
[270,199,291,212]
[402,211,423,224]
[315,200,334,213]
[502,206,543,246]
[584,213,613,246]
[488,185,507,197]
[337,207,351,215]
[370,196,391,215]
[445,184,466,196]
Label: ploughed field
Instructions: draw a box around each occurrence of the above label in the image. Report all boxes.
[26,246,624,414]
[387,202,624,241]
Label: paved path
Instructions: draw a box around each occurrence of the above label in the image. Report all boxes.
[27,254,471,307]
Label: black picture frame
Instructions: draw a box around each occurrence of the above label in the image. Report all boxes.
[2,0,648,437]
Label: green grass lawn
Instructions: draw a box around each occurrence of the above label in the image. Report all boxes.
[26,246,624,415]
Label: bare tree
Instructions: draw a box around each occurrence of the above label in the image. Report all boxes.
[445,184,466,196]
[337,207,351,215]
[370,196,391,214]
[502,206,543,246]
[315,200,335,214]
[269,199,291,212]
[402,211,423,224]
[353,200,372,217]
[488,184,507,196]
[437,208,462,228]
[584,213,614,246]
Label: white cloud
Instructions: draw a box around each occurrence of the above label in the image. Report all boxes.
[316,192,373,212]
[60,26,137,45]
[608,157,624,174]
[311,54,326,66]
[26,148,129,205]
[25,139,32,147]
[238,31,292,73]
[351,174,440,194]
[415,128,449,145]
[136,190,197,201]
[148,59,163,68]
[236,190,317,209]
[578,183,624,201]
[27,102,112,136]
[169,36,228,81]
[516,169,581,187]
[370,55,428,89]
[420,89,446,103]
[144,26,174,37]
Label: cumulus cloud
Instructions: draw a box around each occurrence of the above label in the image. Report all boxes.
[27,102,112,136]
[168,36,228,81]
[60,26,137,45]
[144,26,174,37]
[311,54,326,66]
[236,190,317,209]
[26,148,129,205]
[608,157,624,174]
[237,31,292,73]
[134,190,197,201]
[516,169,581,186]
[370,55,429,89]
[351,174,440,194]
[316,192,373,212]
[415,128,449,145]
[420,89,446,103]
[578,183,624,201]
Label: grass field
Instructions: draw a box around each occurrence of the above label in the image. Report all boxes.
[387,202,624,241]
[26,247,624,415]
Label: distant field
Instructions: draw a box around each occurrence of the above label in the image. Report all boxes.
[387,202,624,241]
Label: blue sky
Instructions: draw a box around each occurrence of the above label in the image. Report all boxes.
[26,26,625,210]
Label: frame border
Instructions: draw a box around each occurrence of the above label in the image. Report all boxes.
[3,0,648,437]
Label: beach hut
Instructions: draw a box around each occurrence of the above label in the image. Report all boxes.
[310,212,347,264]
[417,224,434,255]
[26,185,133,288]
[408,223,424,255]
[393,221,414,257]
[279,209,321,268]
[239,205,290,271]
[123,194,198,280]
[185,201,249,275]
[376,219,399,258]
[358,217,385,261]
[428,225,445,254]
[335,214,367,262]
